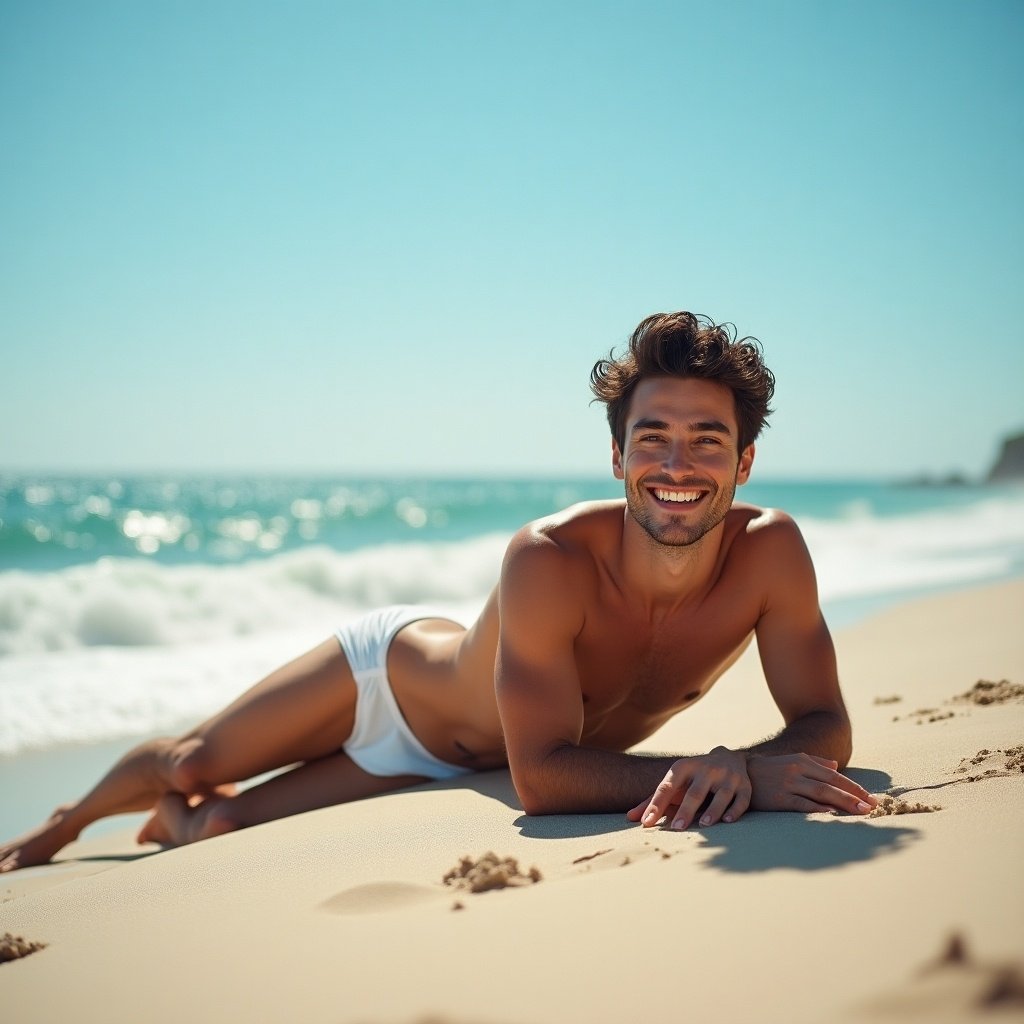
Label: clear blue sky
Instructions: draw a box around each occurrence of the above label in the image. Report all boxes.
[2,0,1022,480]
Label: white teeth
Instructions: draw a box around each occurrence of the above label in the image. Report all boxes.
[653,489,701,503]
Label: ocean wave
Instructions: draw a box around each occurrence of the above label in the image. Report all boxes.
[0,535,508,657]
[1,494,1022,755]
[802,494,1024,601]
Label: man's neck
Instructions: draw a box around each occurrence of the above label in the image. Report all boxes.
[617,513,727,618]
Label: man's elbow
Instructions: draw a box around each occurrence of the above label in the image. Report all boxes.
[509,750,569,816]
[520,795,551,817]
[513,774,558,816]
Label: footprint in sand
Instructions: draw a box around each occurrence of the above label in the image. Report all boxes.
[321,842,682,917]
[320,881,446,915]
[321,852,543,916]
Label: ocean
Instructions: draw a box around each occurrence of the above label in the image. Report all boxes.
[2,473,1023,837]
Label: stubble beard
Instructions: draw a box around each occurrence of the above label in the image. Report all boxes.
[625,473,738,549]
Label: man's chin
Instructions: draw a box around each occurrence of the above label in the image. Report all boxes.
[641,523,707,548]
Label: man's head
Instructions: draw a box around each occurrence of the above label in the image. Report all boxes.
[590,311,775,455]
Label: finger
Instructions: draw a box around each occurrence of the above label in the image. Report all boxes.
[626,800,647,822]
[819,767,875,804]
[840,776,877,805]
[722,781,752,823]
[799,779,876,815]
[640,773,687,827]
[795,761,877,808]
[697,787,735,827]
[807,755,839,769]
[670,779,711,831]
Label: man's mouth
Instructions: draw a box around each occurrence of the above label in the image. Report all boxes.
[649,487,707,505]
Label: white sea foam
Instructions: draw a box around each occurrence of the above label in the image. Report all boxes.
[1,495,1022,755]
[803,494,1024,602]
[0,535,508,657]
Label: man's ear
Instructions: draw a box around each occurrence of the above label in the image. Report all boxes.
[736,443,755,485]
[611,438,624,480]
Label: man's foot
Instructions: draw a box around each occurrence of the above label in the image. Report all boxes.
[0,809,80,873]
[136,792,238,848]
[136,783,238,846]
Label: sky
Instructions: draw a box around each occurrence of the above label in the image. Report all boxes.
[2,0,1022,481]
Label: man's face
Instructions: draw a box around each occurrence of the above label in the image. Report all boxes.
[612,376,754,548]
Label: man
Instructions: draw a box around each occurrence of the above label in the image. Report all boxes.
[0,310,872,873]
[496,311,874,829]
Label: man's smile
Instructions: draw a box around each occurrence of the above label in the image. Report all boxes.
[651,487,705,504]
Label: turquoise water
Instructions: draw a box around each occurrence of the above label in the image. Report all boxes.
[1,472,1022,759]
[3,472,1017,569]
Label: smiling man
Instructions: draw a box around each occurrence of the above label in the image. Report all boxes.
[497,311,876,828]
[1,310,874,874]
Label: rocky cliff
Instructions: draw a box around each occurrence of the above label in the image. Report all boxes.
[987,431,1024,482]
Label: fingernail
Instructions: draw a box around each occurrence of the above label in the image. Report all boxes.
[856,801,870,813]
[723,814,733,823]
[700,814,711,826]
[672,819,687,831]
[642,811,656,825]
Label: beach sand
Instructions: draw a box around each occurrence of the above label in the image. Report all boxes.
[1,579,1022,1023]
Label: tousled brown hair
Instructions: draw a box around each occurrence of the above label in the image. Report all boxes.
[590,311,775,453]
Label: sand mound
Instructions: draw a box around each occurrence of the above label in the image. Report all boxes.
[867,796,941,818]
[442,852,542,894]
[953,679,1024,706]
[0,933,47,964]
[955,744,1024,780]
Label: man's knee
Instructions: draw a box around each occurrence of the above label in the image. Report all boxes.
[166,737,221,794]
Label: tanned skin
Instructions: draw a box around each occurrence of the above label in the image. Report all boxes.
[496,377,875,828]
[0,376,875,873]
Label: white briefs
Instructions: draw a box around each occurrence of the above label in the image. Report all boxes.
[334,605,474,781]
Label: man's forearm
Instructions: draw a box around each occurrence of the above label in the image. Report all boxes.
[514,746,680,815]
[742,710,853,767]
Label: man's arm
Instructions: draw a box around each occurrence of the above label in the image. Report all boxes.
[739,511,877,812]
[629,513,876,828]
[496,527,751,817]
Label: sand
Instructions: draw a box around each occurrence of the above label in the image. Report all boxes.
[0,578,1022,1023]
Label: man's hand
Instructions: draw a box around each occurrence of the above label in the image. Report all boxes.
[626,746,752,830]
[746,753,877,815]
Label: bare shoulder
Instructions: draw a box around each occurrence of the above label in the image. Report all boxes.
[723,504,817,596]
[504,499,624,565]
[726,504,824,628]
[501,501,622,623]
[730,504,808,554]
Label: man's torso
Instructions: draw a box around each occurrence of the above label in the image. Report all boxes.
[389,499,783,766]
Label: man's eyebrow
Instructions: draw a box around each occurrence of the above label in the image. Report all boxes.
[630,418,733,435]
[689,419,732,435]
[630,418,669,433]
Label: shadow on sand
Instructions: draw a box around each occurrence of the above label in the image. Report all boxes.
[508,764,916,872]
[692,813,920,873]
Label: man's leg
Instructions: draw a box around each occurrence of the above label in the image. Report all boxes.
[138,748,425,846]
[0,637,360,871]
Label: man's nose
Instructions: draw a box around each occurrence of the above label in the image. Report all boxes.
[662,443,694,475]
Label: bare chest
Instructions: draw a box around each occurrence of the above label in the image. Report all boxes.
[574,609,755,723]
